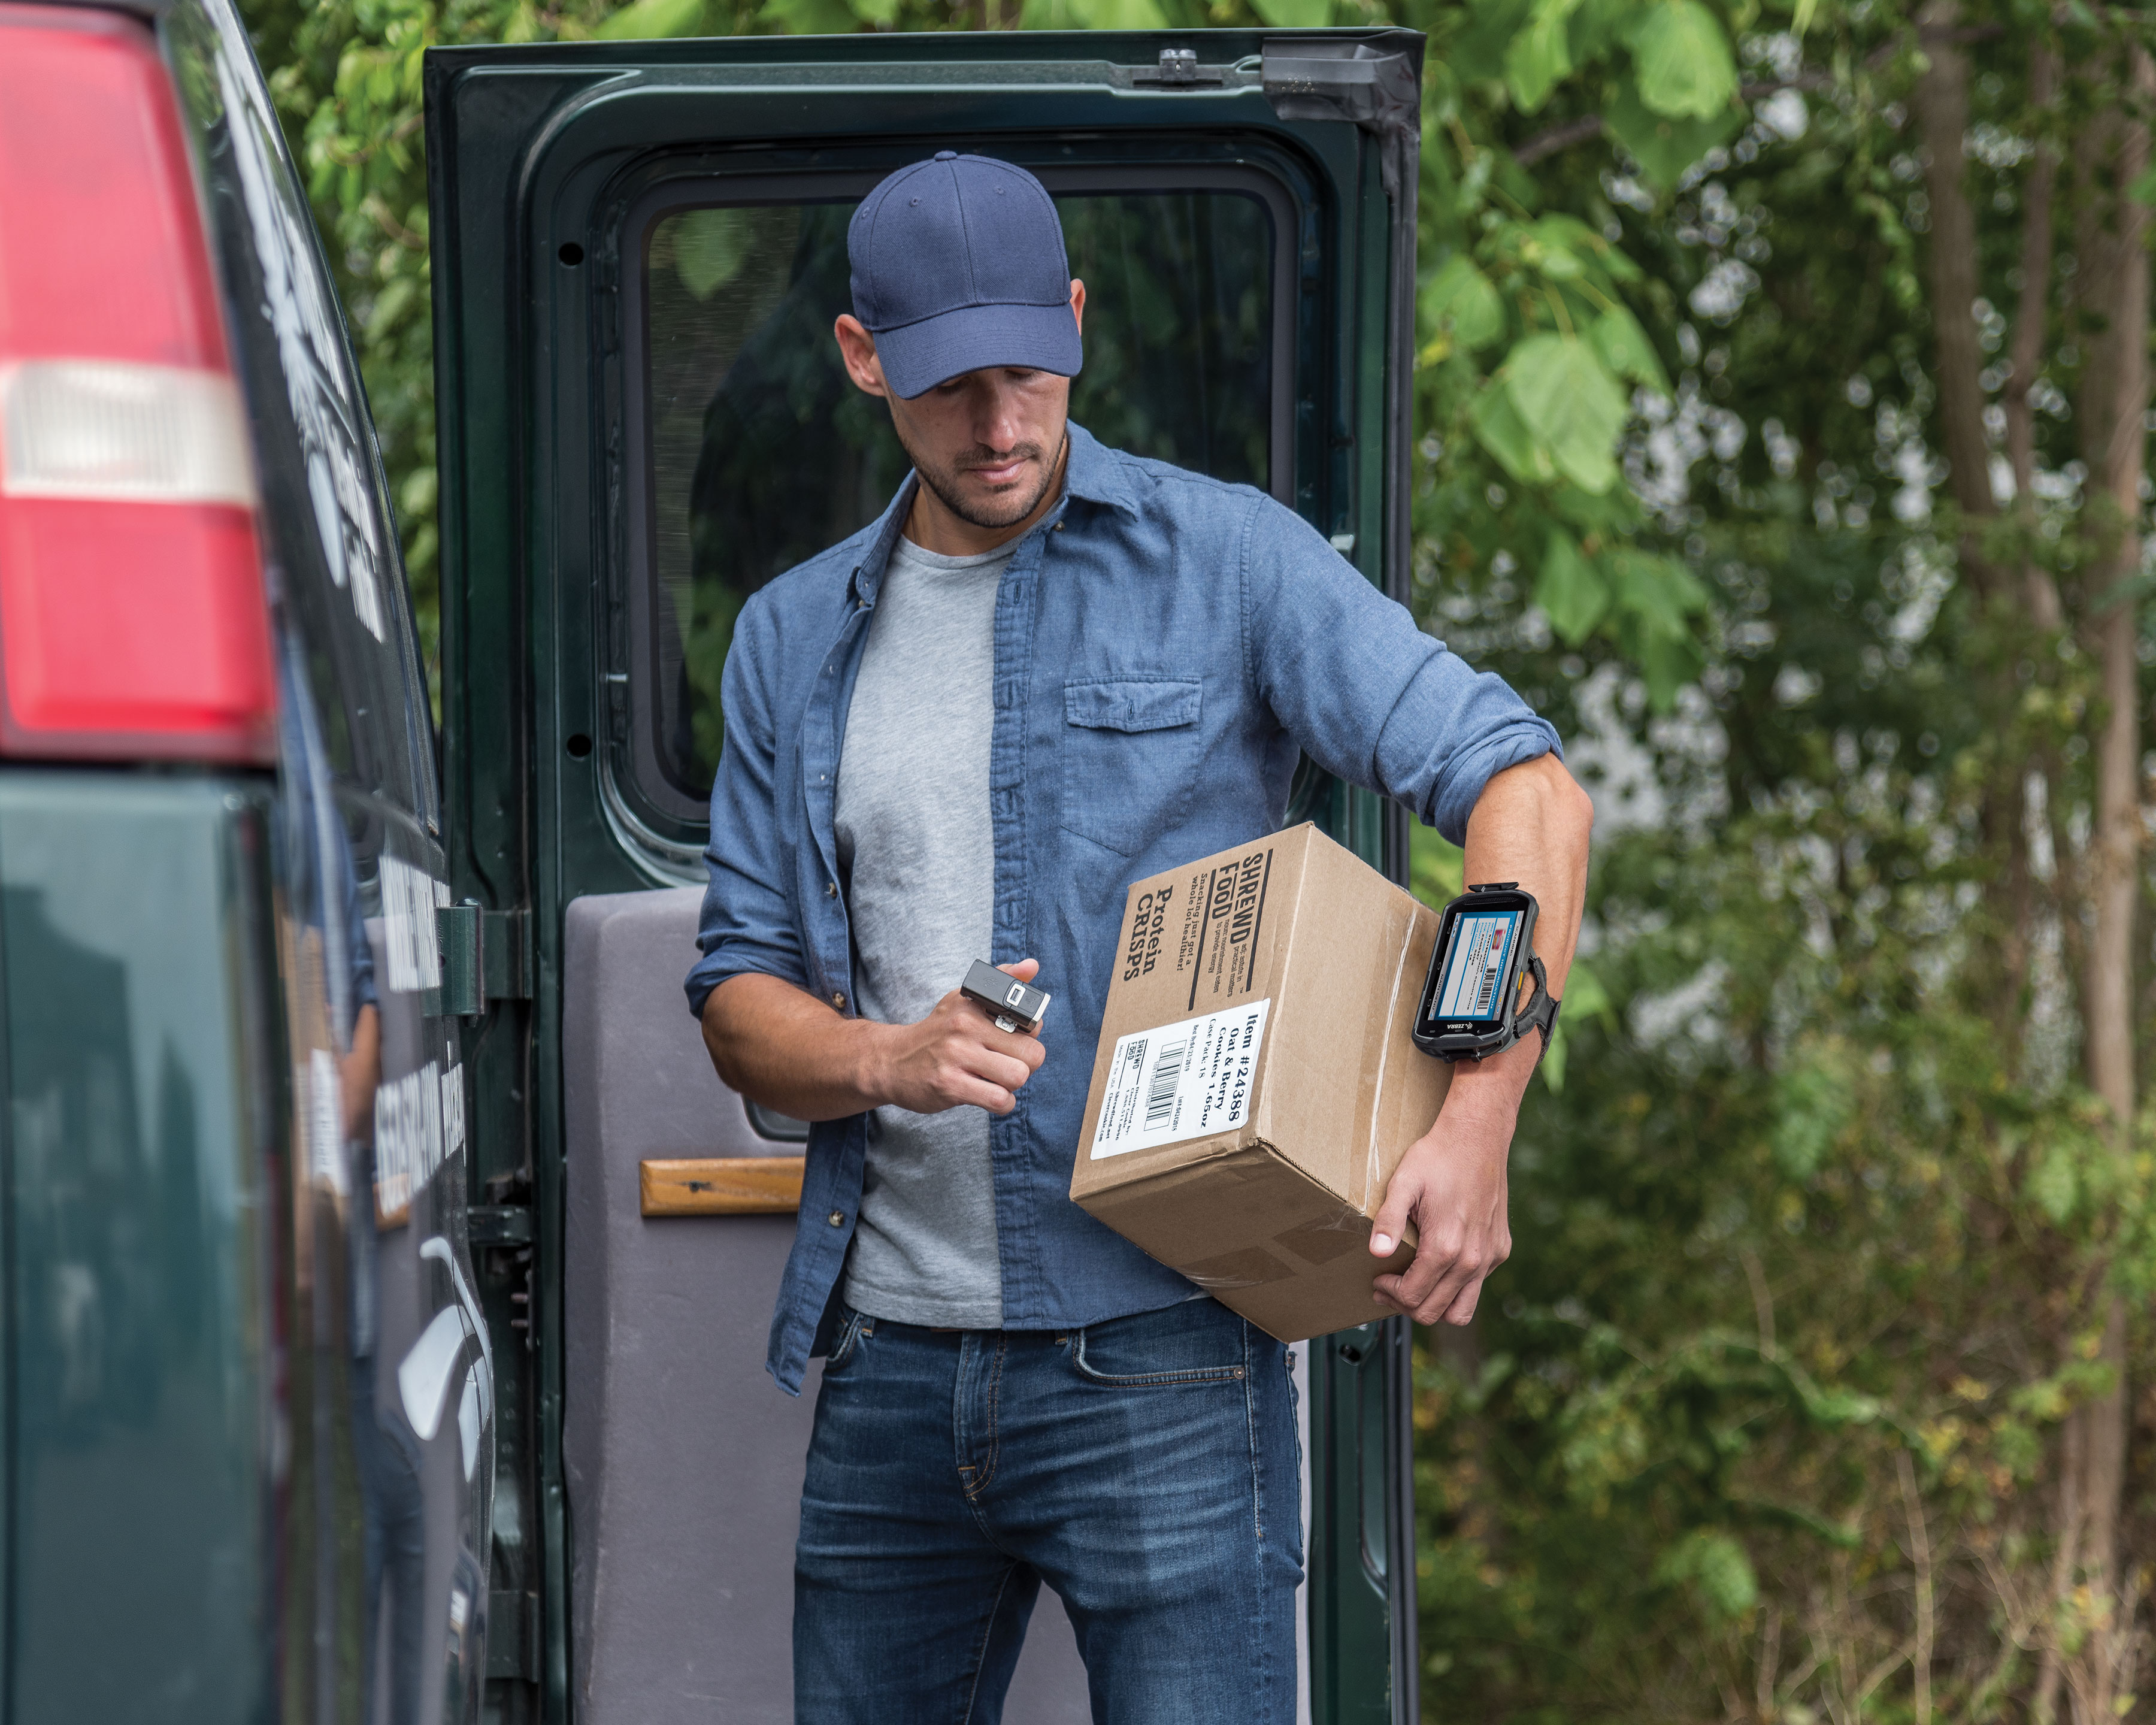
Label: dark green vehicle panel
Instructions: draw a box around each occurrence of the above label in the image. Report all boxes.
[0,770,279,1725]
[428,31,1422,1721]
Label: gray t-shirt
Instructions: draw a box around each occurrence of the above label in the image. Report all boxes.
[834,534,1015,1328]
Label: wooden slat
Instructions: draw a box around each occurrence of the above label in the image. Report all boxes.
[640,1157,804,1217]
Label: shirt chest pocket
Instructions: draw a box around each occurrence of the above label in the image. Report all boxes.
[1060,677,1204,858]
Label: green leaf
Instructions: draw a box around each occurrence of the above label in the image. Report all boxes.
[1589,302,1670,394]
[1607,547,1710,637]
[1693,1535,1758,1619]
[1526,214,1600,247]
[1626,0,1738,119]
[1026,0,1168,25]
[1251,0,1331,23]
[596,0,707,39]
[1567,0,1631,63]
[398,463,437,520]
[1504,0,1581,113]
[1536,527,1610,643]
[1409,822,1467,907]
[364,273,418,342]
[1604,77,1745,188]
[1562,958,1613,1024]
[1470,379,1560,486]
[671,207,753,300]
[1506,333,1628,493]
[1655,1531,1758,1621]
[1540,1019,1569,1089]
[1772,1063,1851,1181]
[1422,255,1506,352]
[2029,1140,2078,1224]
[1635,628,1704,709]
[1526,238,1585,280]
[1449,0,1536,86]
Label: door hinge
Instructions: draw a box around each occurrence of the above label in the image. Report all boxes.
[484,908,534,1001]
[468,1205,535,1248]
[436,901,487,1019]
[485,1588,540,1683]
[1132,47,1226,86]
[429,905,532,1015]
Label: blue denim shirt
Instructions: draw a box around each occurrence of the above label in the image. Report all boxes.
[687,426,1561,1393]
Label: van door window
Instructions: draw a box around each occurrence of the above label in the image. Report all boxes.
[622,175,1287,830]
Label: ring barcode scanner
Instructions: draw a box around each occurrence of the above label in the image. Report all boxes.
[1410,883,1561,1062]
[961,961,1051,1035]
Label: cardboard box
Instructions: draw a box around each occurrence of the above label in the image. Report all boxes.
[1071,823,1451,1342]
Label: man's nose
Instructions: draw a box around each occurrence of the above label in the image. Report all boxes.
[968,376,1032,448]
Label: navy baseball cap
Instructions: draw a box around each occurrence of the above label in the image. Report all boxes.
[847,152,1083,399]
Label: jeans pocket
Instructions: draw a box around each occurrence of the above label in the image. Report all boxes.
[1070,1300,1249,1387]
[823,1306,871,1372]
[1059,677,1203,857]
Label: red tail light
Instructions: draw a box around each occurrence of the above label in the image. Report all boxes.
[0,4,275,763]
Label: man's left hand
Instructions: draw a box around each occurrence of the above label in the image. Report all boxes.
[1367,1037,1531,1325]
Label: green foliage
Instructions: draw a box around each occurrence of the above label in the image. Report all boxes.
[1396,2,2156,1717]
[1654,1527,1760,1620]
[1624,0,1734,119]
[1508,333,1632,492]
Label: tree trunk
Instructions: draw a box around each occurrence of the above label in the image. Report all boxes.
[2064,35,2149,1717]
[1919,5,2051,1063]
[1998,42,2063,1071]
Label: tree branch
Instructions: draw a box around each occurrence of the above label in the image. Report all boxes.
[1914,0,2001,562]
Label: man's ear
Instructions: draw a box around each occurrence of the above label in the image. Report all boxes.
[1069,278,1086,338]
[834,313,889,399]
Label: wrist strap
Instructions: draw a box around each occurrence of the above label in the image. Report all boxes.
[1518,955,1561,1058]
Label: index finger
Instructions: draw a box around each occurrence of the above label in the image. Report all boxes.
[951,991,1049,1050]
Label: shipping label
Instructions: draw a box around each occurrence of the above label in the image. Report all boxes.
[1091,998,1272,1159]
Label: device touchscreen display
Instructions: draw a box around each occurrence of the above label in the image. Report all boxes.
[1432,909,1522,1022]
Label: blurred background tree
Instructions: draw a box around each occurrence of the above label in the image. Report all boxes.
[244,0,2156,1715]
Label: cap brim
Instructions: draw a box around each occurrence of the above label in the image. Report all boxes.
[871,299,1083,400]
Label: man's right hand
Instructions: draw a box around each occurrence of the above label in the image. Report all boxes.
[702,959,1047,1123]
[873,959,1046,1116]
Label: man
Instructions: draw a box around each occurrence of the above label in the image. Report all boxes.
[688,151,1593,1724]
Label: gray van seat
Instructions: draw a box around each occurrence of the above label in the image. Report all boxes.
[562,887,1088,1721]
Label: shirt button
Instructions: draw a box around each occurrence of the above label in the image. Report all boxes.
[828,1210,845,1227]
[830,991,846,1010]
[826,881,838,898]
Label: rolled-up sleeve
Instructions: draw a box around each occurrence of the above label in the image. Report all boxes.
[685,595,808,1019]
[1243,498,1561,845]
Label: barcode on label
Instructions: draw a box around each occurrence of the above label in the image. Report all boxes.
[1092,998,1271,1160]
[1475,966,1498,1012]
[1144,1036,1189,1128]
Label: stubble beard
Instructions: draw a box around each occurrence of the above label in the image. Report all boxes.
[901,425,1070,531]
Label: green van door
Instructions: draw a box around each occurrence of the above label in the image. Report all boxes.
[423,30,1424,1724]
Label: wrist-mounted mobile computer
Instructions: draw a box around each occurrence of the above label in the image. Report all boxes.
[1411,882,1562,1063]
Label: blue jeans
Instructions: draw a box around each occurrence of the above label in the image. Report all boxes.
[794,1297,1303,1724]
